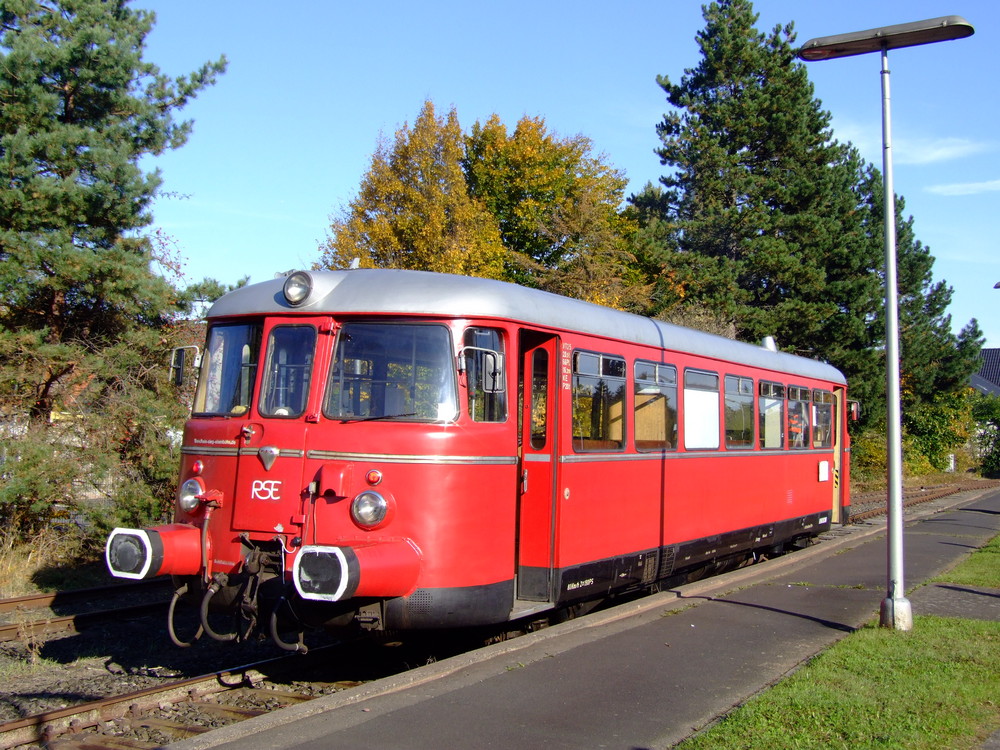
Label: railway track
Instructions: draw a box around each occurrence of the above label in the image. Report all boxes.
[0,632,452,750]
[0,580,172,645]
[848,479,1000,521]
[0,650,352,749]
[0,579,171,615]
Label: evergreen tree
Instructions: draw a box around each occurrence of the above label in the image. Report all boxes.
[0,0,226,533]
[319,100,506,279]
[635,0,980,435]
[858,168,983,414]
[632,0,887,409]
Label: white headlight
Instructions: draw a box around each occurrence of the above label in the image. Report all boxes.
[178,478,204,512]
[351,491,388,529]
[283,271,313,306]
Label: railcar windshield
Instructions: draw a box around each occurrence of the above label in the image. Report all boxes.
[324,322,458,422]
[193,323,264,416]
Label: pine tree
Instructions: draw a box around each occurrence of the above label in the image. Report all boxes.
[859,169,983,412]
[0,0,226,533]
[319,101,506,279]
[635,0,981,435]
[633,0,884,392]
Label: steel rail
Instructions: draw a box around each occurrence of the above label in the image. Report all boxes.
[0,579,170,615]
[0,651,328,750]
[0,601,168,644]
[849,480,1000,521]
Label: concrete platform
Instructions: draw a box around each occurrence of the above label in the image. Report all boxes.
[170,488,1000,750]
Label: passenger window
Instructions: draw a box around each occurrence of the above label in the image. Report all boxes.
[724,375,754,449]
[684,370,720,450]
[573,351,626,452]
[812,390,835,449]
[463,328,507,422]
[758,382,785,449]
[788,386,811,449]
[634,361,677,451]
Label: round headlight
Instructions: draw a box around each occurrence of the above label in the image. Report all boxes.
[351,491,388,529]
[178,478,205,512]
[283,271,313,306]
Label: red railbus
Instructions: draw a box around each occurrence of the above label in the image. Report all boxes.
[106,269,850,649]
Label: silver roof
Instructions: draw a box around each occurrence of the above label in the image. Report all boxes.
[207,269,846,385]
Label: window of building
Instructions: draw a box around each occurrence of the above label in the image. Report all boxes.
[758,381,785,450]
[725,375,755,449]
[573,351,626,451]
[634,361,678,451]
[684,370,720,450]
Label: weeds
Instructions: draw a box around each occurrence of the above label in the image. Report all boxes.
[0,526,102,598]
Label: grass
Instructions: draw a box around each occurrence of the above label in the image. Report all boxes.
[678,531,1000,750]
[931,532,1000,589]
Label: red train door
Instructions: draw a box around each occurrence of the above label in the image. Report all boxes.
[832,386,847,523]
[516,331,560,601]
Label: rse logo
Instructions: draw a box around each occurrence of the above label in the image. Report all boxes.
[252,479,282,502]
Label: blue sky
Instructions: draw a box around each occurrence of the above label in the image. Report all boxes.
[139,1,998,347]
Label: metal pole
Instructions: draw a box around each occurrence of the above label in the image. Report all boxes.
[878,44,912,631]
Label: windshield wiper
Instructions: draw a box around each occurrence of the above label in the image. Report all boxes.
[338,412,418,423]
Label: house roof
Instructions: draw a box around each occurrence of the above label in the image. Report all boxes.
[973,348,1000,395]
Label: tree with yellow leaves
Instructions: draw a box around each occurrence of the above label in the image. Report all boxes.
[463,114,636,297]
[319,101,505,279]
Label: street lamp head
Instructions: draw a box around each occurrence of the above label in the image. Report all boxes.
[798,15,974,61]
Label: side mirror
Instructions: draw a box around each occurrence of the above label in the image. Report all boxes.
[170,346,201,387]
[848,400,861,422]
[458,347,505,394]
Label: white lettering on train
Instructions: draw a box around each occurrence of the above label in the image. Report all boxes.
[252,479,282,501]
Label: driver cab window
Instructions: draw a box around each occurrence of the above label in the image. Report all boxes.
[260,325,316,418]
[324,322,457,422]
[463,328,506,423]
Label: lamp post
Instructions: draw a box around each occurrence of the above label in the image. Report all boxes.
[798,16,974,631]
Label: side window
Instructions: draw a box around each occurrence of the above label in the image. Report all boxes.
[684,370,720,450]
[812,390,835,449]
[758,382,785,449]
[463,328,506,423]
[788,386,811,449]
[634,360,677,451]
[724,375,754,449]
[572,351,626,452]
[260,325,316,418]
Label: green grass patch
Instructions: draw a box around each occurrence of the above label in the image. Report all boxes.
[679,616,1000,750]
[932,532,1000,588]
